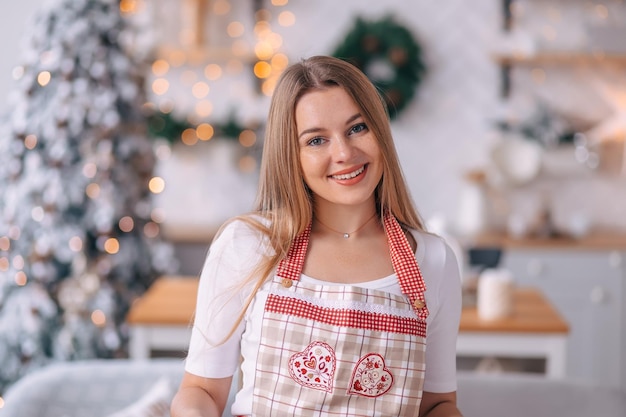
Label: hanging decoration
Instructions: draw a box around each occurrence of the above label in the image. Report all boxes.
[332,15,426,120]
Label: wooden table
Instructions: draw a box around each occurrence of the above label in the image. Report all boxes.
[127,277,569,379]
[126,276,198,359]
[457,288,569,378]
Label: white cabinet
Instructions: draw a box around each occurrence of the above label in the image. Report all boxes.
[500,249,624,388]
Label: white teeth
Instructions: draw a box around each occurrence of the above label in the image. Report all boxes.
[332,165,365,180]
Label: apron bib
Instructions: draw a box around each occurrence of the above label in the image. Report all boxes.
[252,214,428,416]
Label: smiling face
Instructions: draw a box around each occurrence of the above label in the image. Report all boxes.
[296,87,383,210]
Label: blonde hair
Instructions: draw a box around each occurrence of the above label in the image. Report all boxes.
[220,55,425,336]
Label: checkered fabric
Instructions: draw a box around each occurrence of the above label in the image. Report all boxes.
[254,214,427,416]
[383,213,429,320]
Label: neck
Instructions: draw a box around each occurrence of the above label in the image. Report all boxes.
[314,209,379,239]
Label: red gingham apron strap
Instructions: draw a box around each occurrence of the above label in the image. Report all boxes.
[384,212,429,320]
[276,223,311,282]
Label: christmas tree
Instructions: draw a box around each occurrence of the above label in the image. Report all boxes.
[0,0,177,393]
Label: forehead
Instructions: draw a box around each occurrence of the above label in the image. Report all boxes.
[295,87,360,129]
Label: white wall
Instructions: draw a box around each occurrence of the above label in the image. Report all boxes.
[2,0,625,235]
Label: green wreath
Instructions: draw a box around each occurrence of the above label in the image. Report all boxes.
[332,16,426,120]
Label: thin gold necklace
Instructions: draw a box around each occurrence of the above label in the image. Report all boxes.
[315,212,378,239]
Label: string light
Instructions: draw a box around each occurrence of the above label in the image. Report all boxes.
[148,176,166,194]
[91,310,107,327]
[119,216,135,232]
[103,238,120,254]
[0,236,9,251]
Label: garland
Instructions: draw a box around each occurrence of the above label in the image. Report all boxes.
[332,16,426,120]
[148,110,253,145]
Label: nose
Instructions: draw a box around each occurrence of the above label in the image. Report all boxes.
[330,135,355,162]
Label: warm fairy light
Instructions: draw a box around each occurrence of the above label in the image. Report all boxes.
[149,176,166,194]
[255,41,274,60]
[254,61,272,78]
[91,309,107,327]
[152,59,170,76]
[181,128,198,145]
[167,49,187,67]
[278,11,295,26]
[262,77,278,96]
[204,64,222,80]
[0,236,9,251]
[152,78,170,95]
[195,100,214,118]
[37,71,51,86]
[239,155,257,173]
[103,238,120,254]
[15,271,28,286]
[24,134,38,149]
[213,0,231,14]
[254,21,272,37]
[0,257,9,271]
[12,255,24,270]
[271,53,289,70]
[119,0,137,14]
[271,0,288,5]
[227,21,245,38]
[196,123,214,141]
[267,32,283,49]
[151,208,166,223]
[192,81,210,98]
[31,206,45,222]
[86,183,101,199]
[239,129,257,147]
[68,236,83,252]
[82,162,97,178]
[119,216,135,232]
[144,222,160,238]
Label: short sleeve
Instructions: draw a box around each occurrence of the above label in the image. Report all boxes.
[184,219,266,378]
[419,234,463,393]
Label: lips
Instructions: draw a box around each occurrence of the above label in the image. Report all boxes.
[330,165,366,180]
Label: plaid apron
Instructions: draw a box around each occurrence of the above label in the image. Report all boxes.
[252,213,429,416]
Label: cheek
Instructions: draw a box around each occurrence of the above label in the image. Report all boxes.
[299,151,326,181]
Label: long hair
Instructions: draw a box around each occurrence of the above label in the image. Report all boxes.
[218,56,425,337]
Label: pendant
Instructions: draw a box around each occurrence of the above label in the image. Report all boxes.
[343,233,350,238]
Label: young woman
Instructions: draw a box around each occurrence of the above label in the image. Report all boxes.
[171,55,463,417]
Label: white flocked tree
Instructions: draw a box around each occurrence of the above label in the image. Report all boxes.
[0,0,177,393]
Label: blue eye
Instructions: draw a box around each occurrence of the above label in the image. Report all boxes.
[349,123,367,135]
[307,137,325,146]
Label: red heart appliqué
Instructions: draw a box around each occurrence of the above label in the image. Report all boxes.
[288,341,336,393]
[348,353,394,397]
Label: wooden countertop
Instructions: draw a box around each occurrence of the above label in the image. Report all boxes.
[460,287,569,334]
[466,231,626,251]
[127,275,198,325]
[128,277,569,336]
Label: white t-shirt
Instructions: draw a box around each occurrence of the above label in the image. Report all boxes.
[185,219,462,414]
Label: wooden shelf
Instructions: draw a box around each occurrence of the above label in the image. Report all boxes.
[493,51,626,66]
[465,231,626,251]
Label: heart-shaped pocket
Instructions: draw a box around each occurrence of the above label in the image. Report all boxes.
[288,341,336,393]
[348,353,393,397]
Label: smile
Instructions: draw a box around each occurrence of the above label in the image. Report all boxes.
[330,165,366,180]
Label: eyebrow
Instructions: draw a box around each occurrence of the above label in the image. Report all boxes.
[297,113,363,139]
